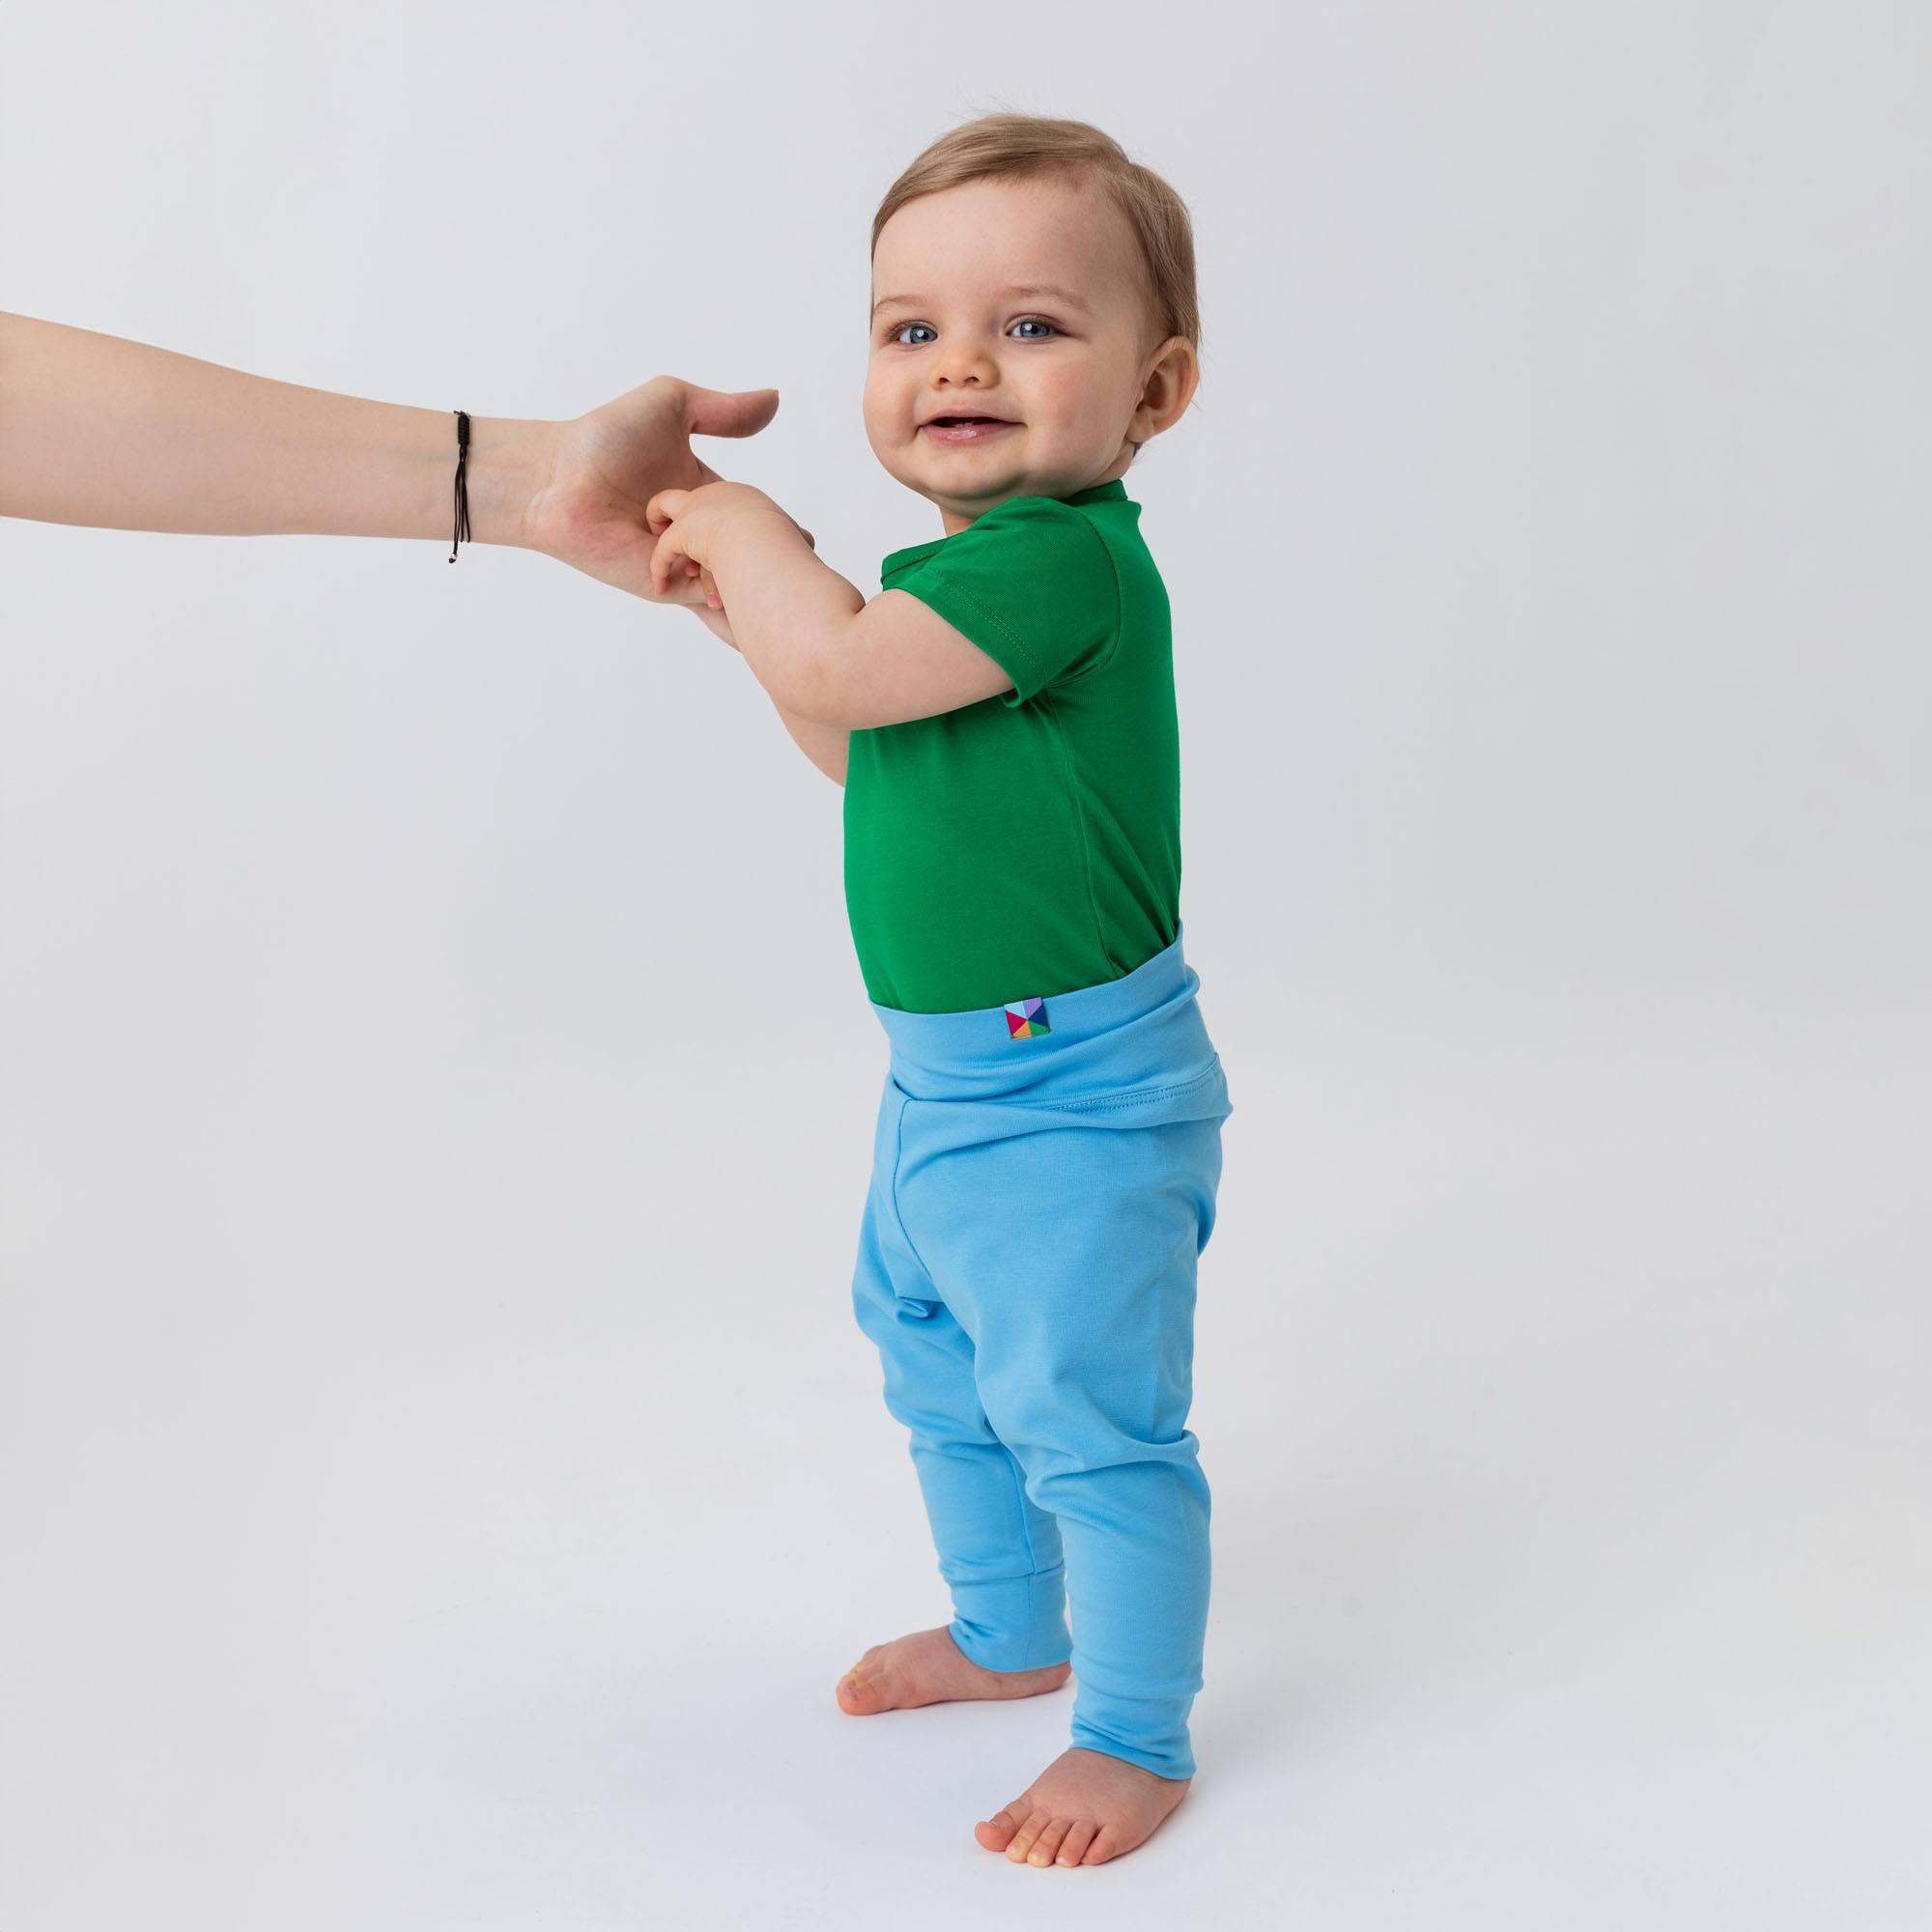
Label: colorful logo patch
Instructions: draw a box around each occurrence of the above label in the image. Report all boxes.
[1004,996,1050,1039]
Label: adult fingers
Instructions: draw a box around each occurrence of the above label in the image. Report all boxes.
[670,381,780,440]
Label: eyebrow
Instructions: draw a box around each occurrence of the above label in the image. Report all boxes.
[869,282,1094,318]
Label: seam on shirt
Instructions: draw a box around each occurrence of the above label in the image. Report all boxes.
[914,506,1122,704]
[1040,691,1122,979]
[1045,513,1126,697]
[909,571,1047,696]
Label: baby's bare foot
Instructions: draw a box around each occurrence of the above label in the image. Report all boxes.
[975,1746,1191,1867]
[835,1626,1070,1716]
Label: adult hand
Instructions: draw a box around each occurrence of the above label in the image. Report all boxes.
[522,378,785,605]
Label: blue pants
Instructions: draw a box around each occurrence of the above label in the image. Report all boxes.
[849,923,1234,1780]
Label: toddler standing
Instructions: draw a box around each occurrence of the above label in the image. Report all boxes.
[646,113,1233,1870]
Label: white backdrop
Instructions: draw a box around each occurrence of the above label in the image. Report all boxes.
[3,4,1927,1927]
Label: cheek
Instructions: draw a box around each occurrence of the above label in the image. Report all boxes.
[1023,367,1098,437]
[863,361,912,438]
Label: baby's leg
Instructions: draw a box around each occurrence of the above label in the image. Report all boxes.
[938,1115,1219,1779]
[840,1113,1074,1708]
[898,1107,1225,1863]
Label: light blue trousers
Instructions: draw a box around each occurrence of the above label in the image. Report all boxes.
[849,923,1233,1780]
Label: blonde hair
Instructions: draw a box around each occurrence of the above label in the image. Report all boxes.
[871,113,1200,365]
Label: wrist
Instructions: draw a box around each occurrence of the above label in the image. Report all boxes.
[706,496,801,573]
[465,415,562,550]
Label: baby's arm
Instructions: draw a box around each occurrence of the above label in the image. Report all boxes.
[682,597,848,786]
[647,483,1016,730]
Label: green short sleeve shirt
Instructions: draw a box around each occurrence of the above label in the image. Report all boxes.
[842,478,1183,1013]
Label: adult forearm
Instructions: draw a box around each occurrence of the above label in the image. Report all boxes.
[0,310,556,545]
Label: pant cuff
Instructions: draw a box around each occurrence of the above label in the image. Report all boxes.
[946,1568,1072,1672]
[1069,1715,1196,1781]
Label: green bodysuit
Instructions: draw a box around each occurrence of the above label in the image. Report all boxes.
[842,477,1184,1014]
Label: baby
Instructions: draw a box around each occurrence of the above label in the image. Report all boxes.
[645,113,1233,1870]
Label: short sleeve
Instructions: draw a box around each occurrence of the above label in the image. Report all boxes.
[892,497,1121,708]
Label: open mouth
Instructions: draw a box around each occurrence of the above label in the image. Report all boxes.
[923,415,1018,441]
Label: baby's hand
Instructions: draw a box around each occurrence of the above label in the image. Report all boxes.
[643,480,759,598]
[642,485,703,598]
[645,481,815,601]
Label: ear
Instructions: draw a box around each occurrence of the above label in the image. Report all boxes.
[1126,335,1200,447]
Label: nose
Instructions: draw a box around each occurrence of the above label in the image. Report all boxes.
[930,330,999,391]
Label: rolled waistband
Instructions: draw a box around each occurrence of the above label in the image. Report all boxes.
[868,922,1219,1105]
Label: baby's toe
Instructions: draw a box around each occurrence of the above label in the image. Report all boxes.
[1081,1828,1122,1866]
[1006,1806,1057,1863]
[1026,1818,1073,1867]
[1056,1820,1099,1866]
[975,1803,1026,1853]
[836,1667,885,1715]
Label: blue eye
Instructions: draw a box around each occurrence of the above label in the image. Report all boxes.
[886,317,1061,346]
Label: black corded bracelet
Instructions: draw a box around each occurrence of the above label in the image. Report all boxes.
[448,410,471,561]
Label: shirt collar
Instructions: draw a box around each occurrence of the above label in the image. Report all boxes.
[881,479,1131,575]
